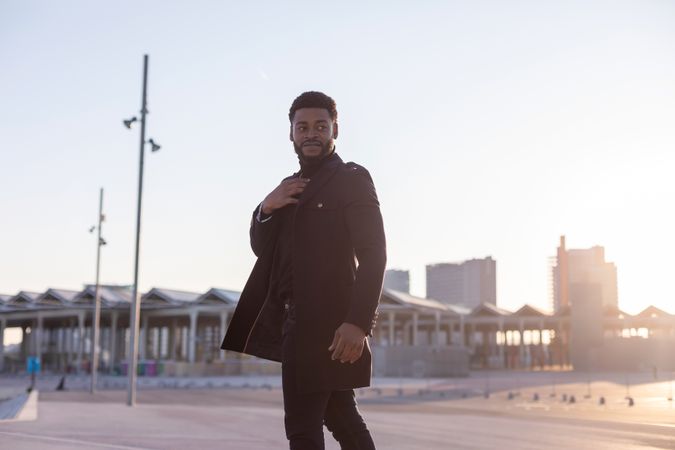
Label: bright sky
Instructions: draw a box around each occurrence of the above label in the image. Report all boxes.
[1,0,674,321]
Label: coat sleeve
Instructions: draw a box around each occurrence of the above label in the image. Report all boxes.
[250,203,280,257]
[343,166,387,336]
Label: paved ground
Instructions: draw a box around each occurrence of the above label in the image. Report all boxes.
[1,371,674,449]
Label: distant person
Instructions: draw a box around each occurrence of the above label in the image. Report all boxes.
[221,91,386,449]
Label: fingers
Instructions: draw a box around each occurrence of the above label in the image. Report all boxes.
[331,339,345,361]
[348,344,364,364]
[340,343,356,363]
[335,341,364,363]
[342,342,361,363]
[282,178,309,189]
[328,331,339,352]
[281,179,307,200]
[329,325,366,363]
[265,178,308,212]
[287,186,306,196]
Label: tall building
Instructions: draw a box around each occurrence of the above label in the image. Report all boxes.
[551,235,618,312]
[426,257,496,308]
[383,269,410,293]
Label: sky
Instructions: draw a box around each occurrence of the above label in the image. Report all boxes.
[1,0,674,325]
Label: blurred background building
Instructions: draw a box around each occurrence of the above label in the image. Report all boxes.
[551,235,618,313]
[383,269,410,293]
[2,241,674,378]
[426,257,497,308]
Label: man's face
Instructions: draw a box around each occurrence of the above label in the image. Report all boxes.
[290,107,338,161]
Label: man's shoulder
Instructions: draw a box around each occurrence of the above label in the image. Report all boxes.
[339,161,372,179]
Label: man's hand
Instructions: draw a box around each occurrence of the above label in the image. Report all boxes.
[328,323,366,364]
[261,178,310,215]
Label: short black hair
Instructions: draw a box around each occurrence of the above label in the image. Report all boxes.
[288,91,338,123]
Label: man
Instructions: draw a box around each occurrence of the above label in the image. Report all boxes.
[221,91,386,449]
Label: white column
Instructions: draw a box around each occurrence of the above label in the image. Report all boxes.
[498,319,505,364]
[446,319,453,345]
[169,318,177,360]
[0,318,5,372]
[388,311,396,346]
[434,312,441,346]
[459,315,466,347]
[55,326,62,371]
[219,311,228,362]
[76,312,85,373]
[109,311,118,373]
[188,311,198,363]
[538,318,545,368]
[518,319,525,368]
[36,315,44,363]
[66,321,73,367]
[412,312,419,346]
[140,315,148,360]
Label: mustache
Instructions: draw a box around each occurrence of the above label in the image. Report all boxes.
[302,140,322,147]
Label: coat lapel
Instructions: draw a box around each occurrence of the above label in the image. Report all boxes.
[298,153,343,207]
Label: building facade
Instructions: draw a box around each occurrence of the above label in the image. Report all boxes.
[383,269,410,293]
[426,257,496,308]
[552,236,618,312]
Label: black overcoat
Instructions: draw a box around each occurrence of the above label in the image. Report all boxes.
[220,153,386,393]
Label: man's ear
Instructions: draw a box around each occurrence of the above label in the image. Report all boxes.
[289,125,294,141]
[333,121,339,139]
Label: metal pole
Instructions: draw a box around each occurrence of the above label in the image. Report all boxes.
[127,54,149,407]
[90,187,104,393]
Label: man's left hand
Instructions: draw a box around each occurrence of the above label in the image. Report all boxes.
[328,323,366,363]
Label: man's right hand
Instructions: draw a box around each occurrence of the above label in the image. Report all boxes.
[261,178,310,215]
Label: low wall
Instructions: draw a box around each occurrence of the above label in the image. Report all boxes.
[372,345,469,377]
[593,337,675,371]
[112,346,470,378]
[160,360,282,377]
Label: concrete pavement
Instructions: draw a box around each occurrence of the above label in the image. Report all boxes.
[0,371,674,449]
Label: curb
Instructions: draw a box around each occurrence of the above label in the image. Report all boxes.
[0,390,38,422]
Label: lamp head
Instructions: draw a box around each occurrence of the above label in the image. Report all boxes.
[148,138,161,152]
[123,117,138,129]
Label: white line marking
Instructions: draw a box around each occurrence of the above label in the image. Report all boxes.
[0,431,150,449]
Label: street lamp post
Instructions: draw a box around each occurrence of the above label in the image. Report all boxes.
[90,187,105,393]
[124,54,160,406]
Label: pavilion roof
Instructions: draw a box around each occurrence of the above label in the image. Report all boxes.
[512,304,548,317]
[72,285,133,306]
[142,288,202,305]
[635,305,672,319]
[381,289,466,315]
[6,291,42,307]
[196,288,241,305]
[470,302,512,317]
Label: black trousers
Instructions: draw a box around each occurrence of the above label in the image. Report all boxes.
[282,305,376,450]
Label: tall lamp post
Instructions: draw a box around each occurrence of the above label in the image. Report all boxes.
[123,54,161,406]
[90,187,106,393]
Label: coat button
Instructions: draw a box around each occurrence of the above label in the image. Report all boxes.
[317,203,323,208]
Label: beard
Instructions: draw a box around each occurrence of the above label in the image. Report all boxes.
[293,139,334,165]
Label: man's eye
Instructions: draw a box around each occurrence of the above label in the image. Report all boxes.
[317,126,325,131]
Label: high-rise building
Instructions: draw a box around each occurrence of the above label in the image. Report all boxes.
[425,257,496,308]
[551,235,618,312]
[383,269,410,293]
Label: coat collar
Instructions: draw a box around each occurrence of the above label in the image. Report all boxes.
[295,152,343,207]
